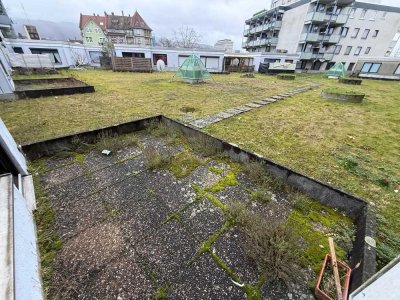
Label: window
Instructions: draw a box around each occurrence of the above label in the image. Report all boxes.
[347,63,355,71]
[370,10,377,20]
[394,64,400,75]
[86,28,92,33]
[360,9,367,19]
[372,30,379,37]
[334,45,342,54]
[351,28,360,38]
[153,53,168,65]
[345,46,352,55]
[29,48,62,64]
[137,38,142,45]
[89,51,101,64]
[316,3,325,12]
[12,47,24,54]
[121,52,145,58]
[85,36,93,43]
[362,29,370,39]
[94,28,101,34]
[365,47,371,54]
[361,63,381,73]
[349,8,356,18]
[341,27,349,37]
[311,60,321,70]
[98,37,105,45]
[354,46,362,55]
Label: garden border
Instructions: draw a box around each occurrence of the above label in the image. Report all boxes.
[21,115,376,292]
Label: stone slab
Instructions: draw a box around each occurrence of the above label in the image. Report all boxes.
[235,106,253,112]
[225,108,243,115]
[245,102,262,108]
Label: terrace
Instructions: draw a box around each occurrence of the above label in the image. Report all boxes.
[1,70,399,298]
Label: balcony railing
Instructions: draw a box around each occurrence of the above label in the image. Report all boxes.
[322,34,340,43]
[243,29,250,36]
[305,11,348,25]
[299,52,335,60]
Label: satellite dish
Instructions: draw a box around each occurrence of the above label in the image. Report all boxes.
[156,59,166,71]
[232,58,240,66]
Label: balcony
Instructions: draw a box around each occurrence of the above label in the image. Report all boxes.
[300,52,313,60]
[255,25,264,32]
[300,32,319,42]
[243,29,250,36]
[305,12,348,25]
[322,34,340,44]
[250,27,257,34]
[330,14,348,25]
[323,53,334,60]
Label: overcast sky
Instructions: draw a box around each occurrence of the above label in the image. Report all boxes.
[4,0,400,49]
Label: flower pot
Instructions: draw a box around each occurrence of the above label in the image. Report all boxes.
[315,254,352,300]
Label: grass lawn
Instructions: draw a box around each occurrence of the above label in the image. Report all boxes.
[2,69,399,268]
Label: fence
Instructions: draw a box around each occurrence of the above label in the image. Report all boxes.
[111,57,152,72]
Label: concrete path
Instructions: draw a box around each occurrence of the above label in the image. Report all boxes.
[184,84,320,129]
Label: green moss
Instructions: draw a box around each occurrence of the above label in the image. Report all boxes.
[287,206,350,273]
[74,153,85,165]
[210,252,242,283]
[243,285,262,300]
[32,168,62,296]
[155,287,168,300]
[192,184,227,211]
[168,151,203,178]
[206,171,238,193]
[323,87,365,96]
[163,212,181,224]
[208,165,223,175]
[198,220,231,255]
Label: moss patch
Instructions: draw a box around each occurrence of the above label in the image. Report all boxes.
[206,171,238,193]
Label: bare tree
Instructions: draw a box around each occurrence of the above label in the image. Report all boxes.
[173,26,202,48]
[71,50,88,67]
[158,37,175,47]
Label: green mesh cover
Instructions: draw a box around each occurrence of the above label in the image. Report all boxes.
[175,55,211,82]
[325,62,346,77]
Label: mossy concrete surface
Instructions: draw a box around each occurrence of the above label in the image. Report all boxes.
[31,129,353,299]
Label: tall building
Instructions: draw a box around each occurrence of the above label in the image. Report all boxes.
[79,11,152,46]
[243,0,400,71]
[0,0,16,38]
[215,39,234,52]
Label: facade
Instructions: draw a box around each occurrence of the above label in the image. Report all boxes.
[23,25,40,40]
[214,39,234,52]
[354,57,400,80]
[79,11,152,46]
[81,19,107,46]
[243,0,400,72]
[0,0,16,38]
[388,31,400,57]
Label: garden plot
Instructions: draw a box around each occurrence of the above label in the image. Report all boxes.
[31,125,355,299]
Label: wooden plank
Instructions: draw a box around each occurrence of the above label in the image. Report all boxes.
[329,237,343,300]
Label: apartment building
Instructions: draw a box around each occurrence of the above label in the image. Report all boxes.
[243,0,400,72]
[79,11,152,46]
[214,39,234,52]
[0,0,16,38]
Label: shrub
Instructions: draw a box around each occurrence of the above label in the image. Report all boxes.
[251,189,270,204]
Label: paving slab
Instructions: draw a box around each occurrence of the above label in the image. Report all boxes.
[215,111,234,119]
[213,227,260,284]
[235,105,253,112]
[168,253,246,299]
[253,100,270,105]
[245,102,262,108]
[271,96,283,100]
[225,108,243,115]
[189,119,209,128]
[180,199,225,242]
[135,220,198,286]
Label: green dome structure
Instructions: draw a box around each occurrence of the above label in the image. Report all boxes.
[175,55,211,83]
[325,62,346,78]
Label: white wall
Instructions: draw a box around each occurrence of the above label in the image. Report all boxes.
[277,3,310,53]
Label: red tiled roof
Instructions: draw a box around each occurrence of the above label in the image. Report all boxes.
[130,11,152,30]
[79,11,151,31]
[79,14,107,30]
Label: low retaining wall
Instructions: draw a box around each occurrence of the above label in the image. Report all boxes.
[321,91,365,103]
[13,78,95,99]
[339,78,362,85]
[21,115,376,292]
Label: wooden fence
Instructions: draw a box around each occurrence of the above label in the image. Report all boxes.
[111,57,152,72]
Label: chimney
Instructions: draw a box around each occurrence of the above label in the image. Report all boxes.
[122,10,124,16]
[111,12,114,16]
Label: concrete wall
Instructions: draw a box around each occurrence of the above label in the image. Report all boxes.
[277,2,310,53]
[4,39,225,71]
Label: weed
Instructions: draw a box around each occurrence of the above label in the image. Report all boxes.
[331,222,356,253]
[74,153,85,165]
[186,134,222,157]
[208,165,223,175]
[168,151,203,178]
[103,201,118,218]
[147,188,156,198]
[251,189,270,204]
[226,201,252,226]
[155,286,168,300]
[143,145,172,170]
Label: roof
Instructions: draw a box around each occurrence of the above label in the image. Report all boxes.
[79,14,106,30]
[130,11,151,30]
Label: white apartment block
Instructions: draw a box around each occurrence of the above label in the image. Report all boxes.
[214,39,234,52]
[243,0,400,72]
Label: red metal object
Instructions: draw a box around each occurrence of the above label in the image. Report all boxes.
[315,254,352,300]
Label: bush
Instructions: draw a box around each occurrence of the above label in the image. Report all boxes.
[227,201,302,285]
